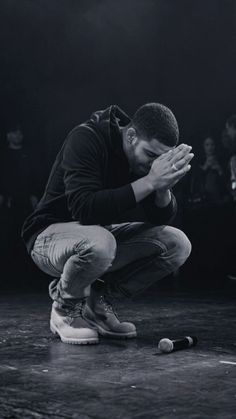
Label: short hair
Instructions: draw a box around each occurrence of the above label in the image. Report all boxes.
[226,114,236,129]
[131,103,179,146]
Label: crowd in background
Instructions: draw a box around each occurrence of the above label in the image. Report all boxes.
[186,114,236,209]
[0,114,236,291]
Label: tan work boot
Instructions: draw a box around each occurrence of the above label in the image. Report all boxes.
[84,293,137,339]
[50,298,99,345]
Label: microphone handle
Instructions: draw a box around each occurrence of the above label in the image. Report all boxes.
[173,336,198,351]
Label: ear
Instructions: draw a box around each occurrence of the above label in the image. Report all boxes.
[126,127,138,145]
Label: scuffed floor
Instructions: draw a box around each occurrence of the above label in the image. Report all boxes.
[0,291,235,418]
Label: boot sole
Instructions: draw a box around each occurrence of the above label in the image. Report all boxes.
[85,319,137,339]
[50,323,99,345]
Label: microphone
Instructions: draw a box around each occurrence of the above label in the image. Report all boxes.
[158,336,198,353]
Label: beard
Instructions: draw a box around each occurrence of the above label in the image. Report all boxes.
[131,163,150,177]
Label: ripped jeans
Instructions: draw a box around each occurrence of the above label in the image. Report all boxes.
[31,221,191,304]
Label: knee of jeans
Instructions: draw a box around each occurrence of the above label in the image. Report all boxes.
[74,227,117,268]
[169,227,192,264]
[94,229,117,264]
[160,226,192,263]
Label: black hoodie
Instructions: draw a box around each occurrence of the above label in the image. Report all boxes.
[22,105,177,253]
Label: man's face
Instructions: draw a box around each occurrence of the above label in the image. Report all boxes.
[126,132,173,176]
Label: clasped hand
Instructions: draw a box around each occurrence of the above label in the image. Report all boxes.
[146,143,194,192]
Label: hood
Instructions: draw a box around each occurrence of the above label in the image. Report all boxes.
[87,105,131,153]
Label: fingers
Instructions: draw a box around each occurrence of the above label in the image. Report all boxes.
[171,164,191,180]
[169,166,191,187]
[162,144,192,163]
[170,145,192,164]
[161,163,191,190]
[151,143,193,190]
[171,152,194,170]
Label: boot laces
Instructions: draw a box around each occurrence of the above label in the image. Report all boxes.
[66,298,86,318]
[100,295,118,316]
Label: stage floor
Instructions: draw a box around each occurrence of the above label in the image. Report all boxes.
[0,291,235,418]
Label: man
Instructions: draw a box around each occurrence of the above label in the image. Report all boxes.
[22,103,193,345]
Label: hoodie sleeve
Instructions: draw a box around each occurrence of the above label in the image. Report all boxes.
[140,190,177,225]
[62,128,136,225]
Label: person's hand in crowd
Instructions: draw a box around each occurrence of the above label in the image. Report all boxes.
[146,143,194,193]
[201,156,223,175]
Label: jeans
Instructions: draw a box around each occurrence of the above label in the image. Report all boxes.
[31,221,191,303]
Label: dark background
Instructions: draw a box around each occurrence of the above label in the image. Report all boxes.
[1,0,236,291]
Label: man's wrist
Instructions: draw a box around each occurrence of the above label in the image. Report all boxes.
[131,176,155,203]
[143,175,155,193]
[154,189,172,208]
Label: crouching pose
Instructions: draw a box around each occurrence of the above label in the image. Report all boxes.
[22,103,193,345]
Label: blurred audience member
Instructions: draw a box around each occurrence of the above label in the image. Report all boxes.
[0,124,39,283]
[222,114,236,156]
[0,125,38,222]
[219,114,236,281]
[229,154,236,201]
[188,136,228,208]
[223,115,236,280]
[223,115,236,201]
